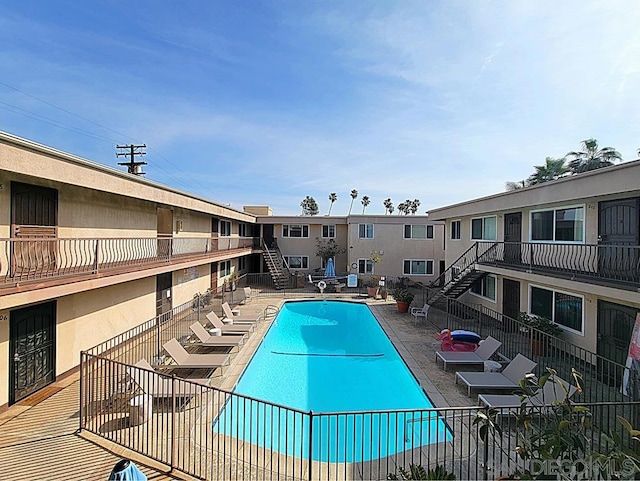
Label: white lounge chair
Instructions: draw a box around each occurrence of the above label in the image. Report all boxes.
[222,302,259,324]
[205,311,253,334]
[455,353,537,396]
[189,322,245,347]
[162,338,230,369]
[241,286,252,304]
[436,336,502,371]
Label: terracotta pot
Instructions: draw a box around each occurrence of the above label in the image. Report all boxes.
[396,301,410,313]
[367,287,378,298]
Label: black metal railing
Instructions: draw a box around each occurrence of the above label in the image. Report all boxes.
[80,353,640,480]
[478,241,640,288]
[0,235,259,286]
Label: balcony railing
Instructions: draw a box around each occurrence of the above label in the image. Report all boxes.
[477,241,640,289]
[0,235,259,286]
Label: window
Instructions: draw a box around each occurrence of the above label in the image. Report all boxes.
[531,206,584,242]
[322,225,336,238]
[283,255,308,269]
[451,220,461,240]
[530,285,583,333]
[219,260,231,276]
[404,225,434,239]
[403,259,434,275]
[239,223,247,237]
[220,220,231,236]
[358,258,374,274]
[238,256,246,270]
[359,223,374,239]
[282,224,309,238]
[471,216,497,240]
[470,274,497,301]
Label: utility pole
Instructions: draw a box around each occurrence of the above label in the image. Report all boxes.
[116,144,147,176]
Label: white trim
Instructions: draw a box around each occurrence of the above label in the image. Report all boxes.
[402,259,434,276]
[529,203,586,244]
[358,223,374,239]
[357,258,374,274]
[282,224,310,238]
[469,274,497,303]
[321,224,336,238]
[282,255,309,269]
[470,215,497,241]
[528,283,585,336]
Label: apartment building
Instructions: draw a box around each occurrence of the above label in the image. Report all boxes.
[0,132,260,408]
[427,160,640,367]
[0,131,446,408]
[255,215,445,281]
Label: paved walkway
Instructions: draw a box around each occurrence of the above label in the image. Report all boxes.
[0,295,469,480]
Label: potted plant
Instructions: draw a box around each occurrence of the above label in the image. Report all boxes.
[518,312,562,356]
[225,271,239,291]
[365,276,379,298]
[392,287,414,313]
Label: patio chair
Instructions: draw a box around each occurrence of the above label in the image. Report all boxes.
[455,353,537,396]
[478,374,577,410]
[128,359,210,398]
[205,311,253,335]
[435,336,502,371]
[410,304,430,323]
[222,302,260,324]
[189,322,245,347]
[162,338,230,369]
[241,286,252,304]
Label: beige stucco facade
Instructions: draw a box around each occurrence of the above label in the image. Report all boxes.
[428,160,640,355]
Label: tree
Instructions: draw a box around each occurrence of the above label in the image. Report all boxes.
[347,189,358,215]
[409,199,420,215]
[315,238,345,261]
[300,196,319,216]
[397,199,412,215]
[383,198,393,215]
[361,195,370,214]
[527,157,569,185]
[505,180,528,191]
[567,138,622,174]
[327,192,337,215]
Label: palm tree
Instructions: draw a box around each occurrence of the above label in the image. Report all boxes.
[409,199,420,215]
[327,192,337,215]
[361,196,370,214]
[566,138,622,174]
[347,189,358,215]
[527,157,569,185]
[383,198,393,214]
[300,196,319,216]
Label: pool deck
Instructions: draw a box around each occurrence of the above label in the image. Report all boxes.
[0,295,473,480]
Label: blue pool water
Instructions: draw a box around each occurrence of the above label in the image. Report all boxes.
[214,300,449,462]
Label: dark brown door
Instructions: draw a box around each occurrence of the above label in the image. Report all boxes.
[502,278,520,321]
[503,212,522,264]
[597,300,640,387]
[263,224,274,248]
[10,302,56,404]
[11,182,58,277]
[598,198,639,282]
[156,272,172,317]
[157,207,173,259]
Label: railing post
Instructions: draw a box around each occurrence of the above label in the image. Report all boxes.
[79,351,84,433]
[482,405,489,480]
[93,239,100,274]
[528,243,534,272]
[308,410,313,481]
[171,374,177,471]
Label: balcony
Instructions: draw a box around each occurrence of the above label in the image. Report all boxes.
[0,235,262,293]
[477,241,640,291]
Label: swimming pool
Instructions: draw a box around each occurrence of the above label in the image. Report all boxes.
[214,300,449,462]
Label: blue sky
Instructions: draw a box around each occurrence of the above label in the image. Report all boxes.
[1,1,639,215]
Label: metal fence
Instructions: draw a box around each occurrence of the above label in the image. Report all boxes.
[80,352,640,480]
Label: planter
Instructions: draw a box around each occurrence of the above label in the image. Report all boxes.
[367,287,378,298]
[396,301,410,313]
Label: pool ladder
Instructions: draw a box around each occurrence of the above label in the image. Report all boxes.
[263,304,280,321]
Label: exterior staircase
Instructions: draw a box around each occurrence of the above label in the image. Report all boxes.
[261,239,291,289]
[428,242,497,306]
